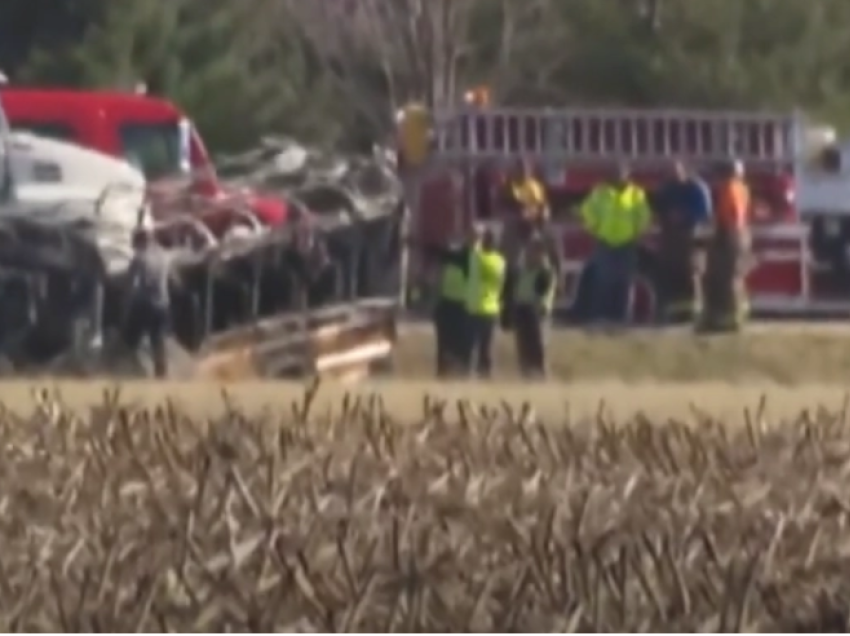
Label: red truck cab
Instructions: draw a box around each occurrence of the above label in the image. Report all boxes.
[0,86,286,232]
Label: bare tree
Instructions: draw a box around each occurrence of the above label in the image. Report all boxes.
[481,0,572,104]
[282,0,580,137]
[283,0,479,134]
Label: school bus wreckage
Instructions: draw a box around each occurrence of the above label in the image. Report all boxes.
[0,136,403,380]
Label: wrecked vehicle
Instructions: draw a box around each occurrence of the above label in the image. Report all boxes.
[0,95,403,379]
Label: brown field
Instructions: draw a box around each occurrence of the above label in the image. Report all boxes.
[1,326,850,630]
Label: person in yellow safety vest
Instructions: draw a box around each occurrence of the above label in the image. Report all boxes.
[579,164,652,325]
[465,225,506,378]
[512,235,556,379]
[434,251,469,377]
[414,229,474,377]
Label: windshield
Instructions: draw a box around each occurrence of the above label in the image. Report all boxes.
[118,121,190,181]
[8,121,74,141]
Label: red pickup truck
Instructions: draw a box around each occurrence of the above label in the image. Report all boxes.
[0,86,287,235]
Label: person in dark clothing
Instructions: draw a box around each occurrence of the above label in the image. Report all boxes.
[654,160,713,323]
[285,229,339,307]
[124,228,174,377]
[512,235,556,378]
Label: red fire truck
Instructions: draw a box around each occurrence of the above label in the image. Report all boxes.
[0,86,288,236]
[408,103,845,321]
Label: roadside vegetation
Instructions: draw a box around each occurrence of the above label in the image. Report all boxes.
[3,0,849,152]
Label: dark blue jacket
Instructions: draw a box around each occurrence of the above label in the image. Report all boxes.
[655,177,712,228]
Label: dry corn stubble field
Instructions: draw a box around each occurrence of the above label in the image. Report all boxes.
[2,326,850,630]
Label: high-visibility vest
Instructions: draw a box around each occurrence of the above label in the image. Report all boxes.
[579,184,651,246]
[467,248,505,316]
[515,262,555,313]
[396,103,431,168]
[439,262,466,303]
[714,178,750,231]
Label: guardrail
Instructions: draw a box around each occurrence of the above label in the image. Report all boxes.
[194,297,398,381]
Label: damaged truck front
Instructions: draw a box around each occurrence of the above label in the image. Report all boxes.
[0,105,403,379]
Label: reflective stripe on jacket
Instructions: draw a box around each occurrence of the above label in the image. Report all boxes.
[439,262,467,303]
[580,183,651,246]
[515,263,555,314]
[467,248,505,316]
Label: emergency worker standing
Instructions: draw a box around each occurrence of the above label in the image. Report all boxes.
[499,159,562,330]
[503,158,549,227]
[580,165,652,324]
[512,235,556,378]
[124,228,173,377]
[655,160,713,322]
[416,230,473,377]
[699,160,751,332]
[465,226,506,377]
[433,236,469,376]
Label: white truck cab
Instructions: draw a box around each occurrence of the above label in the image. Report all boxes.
[796,138,850,218]
[0,118,149,273]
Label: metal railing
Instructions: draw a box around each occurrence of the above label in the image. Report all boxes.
[431,106,804,167]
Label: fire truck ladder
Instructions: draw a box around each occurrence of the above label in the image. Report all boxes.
[432,107,803,167]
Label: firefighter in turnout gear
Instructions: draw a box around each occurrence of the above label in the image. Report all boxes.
[465,225,506,377]
[580,164,652,324]
[504,157,549,225]
[698,160,751,332]
[512,235,556,378]
[124,227,173,377]
[499,157,551,264]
